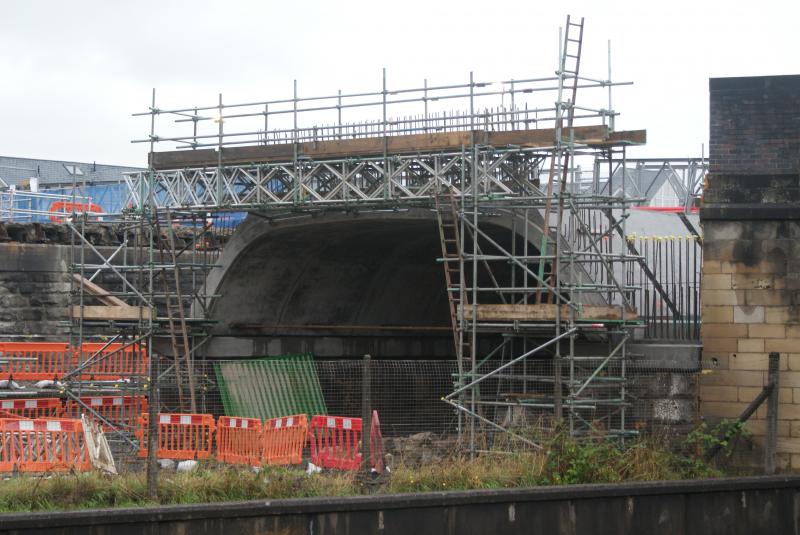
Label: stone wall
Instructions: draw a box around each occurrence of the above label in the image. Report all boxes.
[700,74,800,470]
[0,243,71,337]
[0,242,141,338]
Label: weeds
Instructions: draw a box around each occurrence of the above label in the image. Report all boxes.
[0,433,726,513]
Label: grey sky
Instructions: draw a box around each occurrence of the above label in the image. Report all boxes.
[1,0,798,167]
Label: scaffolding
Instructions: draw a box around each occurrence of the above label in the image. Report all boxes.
[436,17,642,450]
[65,189,228,459]
[62,15,657,460]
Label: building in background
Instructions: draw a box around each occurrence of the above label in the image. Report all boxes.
[0,156,144,221]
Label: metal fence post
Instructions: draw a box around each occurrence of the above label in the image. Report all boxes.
[765,351,780,475]
[146,345,159,500]
[362,354,372,473]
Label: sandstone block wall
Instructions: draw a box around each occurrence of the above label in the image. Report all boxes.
[701,74,800,470]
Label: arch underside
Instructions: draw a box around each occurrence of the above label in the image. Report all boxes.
[204,211,550,359]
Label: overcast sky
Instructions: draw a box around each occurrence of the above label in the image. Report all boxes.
[1,1,798,167]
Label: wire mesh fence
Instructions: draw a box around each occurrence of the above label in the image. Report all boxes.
[145,354,706,459]
[0,347,710,473]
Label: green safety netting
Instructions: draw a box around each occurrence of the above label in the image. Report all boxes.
[213,353,327,419]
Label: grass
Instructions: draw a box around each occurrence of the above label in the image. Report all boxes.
[0,433,727,513]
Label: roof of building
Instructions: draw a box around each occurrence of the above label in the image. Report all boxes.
[0,155,144,189]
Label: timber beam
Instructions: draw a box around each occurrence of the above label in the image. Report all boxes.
[461,303,638,323]
[149,126,646,170]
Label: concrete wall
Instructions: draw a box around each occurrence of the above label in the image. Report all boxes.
[700,75,800,469]
[1,476,797,535]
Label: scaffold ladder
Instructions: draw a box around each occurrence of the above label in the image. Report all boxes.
[434,185,468,361]
[155,210,197,412]
[537,15,585,303]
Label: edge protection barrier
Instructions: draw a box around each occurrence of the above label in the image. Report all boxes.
[72,343,148,380]
[217,416,262,466]
[0,418,90,472]
[137,413,216,460]
[0,398,64,419]
[0,342,148,381]
[262,414,308,465]
[0,342,69,381]
[66,395,147,431]
[309,415,363,471]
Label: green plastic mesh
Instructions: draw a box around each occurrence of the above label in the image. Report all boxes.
[213,353,327,419]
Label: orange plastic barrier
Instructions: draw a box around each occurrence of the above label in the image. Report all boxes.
[71,343,148,380]
[262,414,308,465]
[0,342,147,381]
[66,395,147,431]
[0,398,64,419]
[0,342,69,381]
[216,416,263,466]
[0,418,90,472]
[137,413,216,460]
[309,415,363,471]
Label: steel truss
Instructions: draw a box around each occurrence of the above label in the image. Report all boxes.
[590,157,707,212]
[124,149,555,210]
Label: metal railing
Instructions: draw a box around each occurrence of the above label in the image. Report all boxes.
[0,190,100,222]
[132,70,629,152]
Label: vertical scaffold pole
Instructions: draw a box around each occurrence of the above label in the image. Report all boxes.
[382,68,390,200]
[216,93,223,207]
[765,352,780,475]
[362,354,373,474]
[469,72,478,458]
[146,87,159,501]
[457,145,467,441]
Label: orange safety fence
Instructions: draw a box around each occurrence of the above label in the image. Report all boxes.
[0,398,64,419]
[308,413,385,472]
[0,418,90,472]
[0,342,147,381]
[70,343,148,380]
[137,413,216,460]
[217,416,263,466]
[262,414,308,465]
[0,342,69,381]
[309,415,363,471]
[66,395,147,431]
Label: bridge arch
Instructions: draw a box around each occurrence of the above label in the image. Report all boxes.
[202,207,551,359]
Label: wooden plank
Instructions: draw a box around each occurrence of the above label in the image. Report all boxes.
[487,125,607,147]
[71,306,154,321]
[150,127,648,170]
[71,274,127,307]
[587,129,647,147]
[460,303,637,322]
[223,144,295,162]
[303,137,384,159]
[150,149,216,169]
